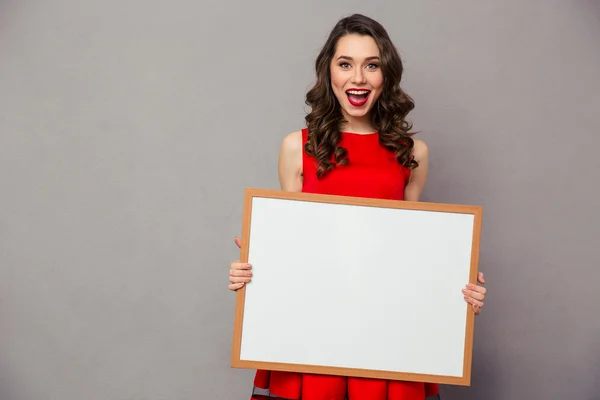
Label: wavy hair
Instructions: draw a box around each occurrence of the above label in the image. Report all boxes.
[304,14,418,178]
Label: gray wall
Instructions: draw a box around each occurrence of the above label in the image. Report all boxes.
[1,1,599,399]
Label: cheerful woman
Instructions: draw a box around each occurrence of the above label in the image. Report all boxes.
[228,13,487,400]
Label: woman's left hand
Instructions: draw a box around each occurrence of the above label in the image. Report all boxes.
[463,272,487,315]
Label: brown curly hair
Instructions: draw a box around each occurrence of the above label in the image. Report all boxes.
[304,14,418,178]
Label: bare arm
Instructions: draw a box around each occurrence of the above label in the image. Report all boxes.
[277,130,303,192]
[404,139,488,313]
[404,139,429,201]
[228,131,303,291]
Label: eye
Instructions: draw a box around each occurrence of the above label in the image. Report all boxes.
[366,63,379,69]
[339,62,351,68]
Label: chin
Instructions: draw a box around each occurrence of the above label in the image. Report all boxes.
[341,100,375,118]
[343,108,371,118]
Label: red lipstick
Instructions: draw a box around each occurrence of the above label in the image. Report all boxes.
[345,88,371,107]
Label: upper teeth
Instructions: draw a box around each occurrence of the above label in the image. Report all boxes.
[347,90,369,95]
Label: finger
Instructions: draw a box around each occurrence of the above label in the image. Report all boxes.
[228,282,245,291]
[466,283,487,295]
[462,288,485,301]
[478,272,485,284]
[229,276,252,284]
[229,268,252,278]
[468,300,484,313]
[234,236,242,249]
[464,296,484,309]
[231,262,252,270]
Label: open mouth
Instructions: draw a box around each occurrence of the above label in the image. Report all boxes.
[345,89,371,107]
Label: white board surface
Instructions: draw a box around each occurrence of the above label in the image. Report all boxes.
[232,190,480,385]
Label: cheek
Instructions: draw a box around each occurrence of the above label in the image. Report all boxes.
[368,74,384,103]
[330,70,346,92]
[370,73,384,91]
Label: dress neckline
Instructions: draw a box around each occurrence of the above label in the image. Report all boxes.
[341,131,378,136]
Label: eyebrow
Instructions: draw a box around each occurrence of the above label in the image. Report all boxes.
[336,55,380,61]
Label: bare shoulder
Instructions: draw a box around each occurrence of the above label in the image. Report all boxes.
[280,130,303,154]
[278,130,303,192]
[404,137,429,201]
[412,138,429,163]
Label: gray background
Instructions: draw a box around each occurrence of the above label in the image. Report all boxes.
[1,0,599,399]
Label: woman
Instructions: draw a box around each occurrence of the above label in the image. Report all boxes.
[228,13,487,400]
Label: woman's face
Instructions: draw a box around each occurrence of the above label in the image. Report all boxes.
[329,34,384,121]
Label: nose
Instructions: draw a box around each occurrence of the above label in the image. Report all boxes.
[351,67,367,84]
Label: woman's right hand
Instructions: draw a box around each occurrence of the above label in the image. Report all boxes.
[228,236,252,291]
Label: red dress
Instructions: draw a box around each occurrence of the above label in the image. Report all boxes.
[250,128,440,400]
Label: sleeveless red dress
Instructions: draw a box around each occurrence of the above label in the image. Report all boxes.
[250,129,440,400]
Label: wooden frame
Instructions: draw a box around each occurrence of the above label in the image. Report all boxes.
[231,188,482,386]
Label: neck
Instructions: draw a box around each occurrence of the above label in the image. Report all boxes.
[340,113,376,134]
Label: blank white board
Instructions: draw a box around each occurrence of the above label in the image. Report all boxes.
[231,188,482,386]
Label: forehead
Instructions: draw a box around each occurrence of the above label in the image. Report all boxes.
[333,34,380,58]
